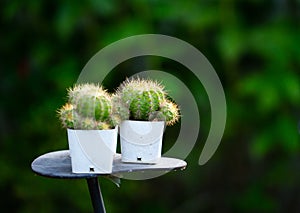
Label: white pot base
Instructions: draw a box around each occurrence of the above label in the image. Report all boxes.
[120,120,164,163]
[67,127,117,174]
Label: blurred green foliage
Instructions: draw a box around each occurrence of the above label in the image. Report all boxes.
[1,0,300,212]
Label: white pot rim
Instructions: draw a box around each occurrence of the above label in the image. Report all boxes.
[121,120,165,124]
[67,126,118,131]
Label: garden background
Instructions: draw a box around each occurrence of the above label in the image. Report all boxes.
[1,0,300,212]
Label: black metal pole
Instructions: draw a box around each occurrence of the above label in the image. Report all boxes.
[86,177,106,213]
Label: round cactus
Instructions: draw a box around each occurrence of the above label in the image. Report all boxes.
[68,84,111,121]
[95,121,111,130]
[115,78,180,126]
[110,94,130,127]
[58,83,115,130]
[159,101,180,126]
[57,103,75,129]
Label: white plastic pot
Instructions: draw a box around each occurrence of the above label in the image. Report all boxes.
[67,127,118,174]
[120,120,165,163]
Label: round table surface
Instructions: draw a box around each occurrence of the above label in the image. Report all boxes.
[31,150,187,179]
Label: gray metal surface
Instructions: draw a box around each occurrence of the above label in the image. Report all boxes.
[31,150,187,179]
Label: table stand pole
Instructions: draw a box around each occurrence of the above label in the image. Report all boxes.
[86,177,106,213]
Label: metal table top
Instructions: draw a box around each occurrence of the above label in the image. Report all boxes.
[31,150,187,179]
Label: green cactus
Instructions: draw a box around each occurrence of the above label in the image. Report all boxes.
[58,80,180,129]
[68,84,111,121]
[159,101,180,126]
[57,83,115,130]
[57,103,75,129]
[115,78,180,126]
[110,94,130,127]
[95,121,111,130]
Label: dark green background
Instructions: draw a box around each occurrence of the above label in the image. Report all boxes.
[1,0,300,212]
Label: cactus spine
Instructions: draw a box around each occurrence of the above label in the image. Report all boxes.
[115,78,180,126]
[58,83,114,130]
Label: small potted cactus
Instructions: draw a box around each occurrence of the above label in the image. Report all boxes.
[57,83,118,174]
[114,78,180,163]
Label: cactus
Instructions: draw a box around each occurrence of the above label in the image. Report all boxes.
[110,94,130,127]
[57,103,75,129]
[57,83,114,130]
[95,121,111,130]
[68,84,111,121]
[58,80,180,129]
[115,78,180,126]
[159,100,180,126]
